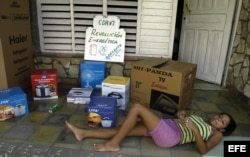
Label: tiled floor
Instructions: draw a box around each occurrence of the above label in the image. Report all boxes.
[0,80,250,157]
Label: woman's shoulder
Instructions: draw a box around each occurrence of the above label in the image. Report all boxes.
[209,127,223,140]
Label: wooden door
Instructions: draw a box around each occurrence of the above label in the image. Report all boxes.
[178,0,236,84]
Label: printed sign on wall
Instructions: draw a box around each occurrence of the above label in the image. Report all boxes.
[84,15,126,62]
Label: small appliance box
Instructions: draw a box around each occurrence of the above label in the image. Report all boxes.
[0,87,29,121]
[31,69,58,100]
[80,60,106,90]
[67,87,93,104]
[88,96,117,128]
[131,58,197,115]
[102,76,130,110]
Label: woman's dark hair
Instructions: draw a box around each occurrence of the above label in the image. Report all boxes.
[221,113,237,136]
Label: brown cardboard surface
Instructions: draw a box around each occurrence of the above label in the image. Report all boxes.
[0,0,34,89]
[130,58,197,115]
[134,58,170,68]
[0,39,8,88]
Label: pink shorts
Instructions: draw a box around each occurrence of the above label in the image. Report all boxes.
[145,119,181,148]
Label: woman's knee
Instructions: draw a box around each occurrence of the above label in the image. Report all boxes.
[131,103,145,112]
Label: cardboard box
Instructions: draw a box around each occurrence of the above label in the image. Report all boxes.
[88,96,117,128]
[131,58,197,115]
[67,87,93,104]
[0,87,29,121]
[80,60,106,90]
[102,76,130,110]
[0,0,34,89]
[31,69,58,100]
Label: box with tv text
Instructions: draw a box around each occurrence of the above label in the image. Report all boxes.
[130,58,197,115]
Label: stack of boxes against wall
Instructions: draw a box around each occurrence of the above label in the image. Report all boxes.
[22,58,196,127]
[0,1,197,124]
[0,0,33,120]
[78,60,130,128]
[79,58,197,128]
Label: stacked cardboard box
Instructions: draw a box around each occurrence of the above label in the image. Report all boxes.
[130,58,197,115]
[0,0,34,89]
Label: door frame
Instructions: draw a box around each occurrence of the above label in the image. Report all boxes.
[222,0,242,86]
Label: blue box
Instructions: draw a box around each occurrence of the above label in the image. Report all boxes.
[88,96,117,128]
[80,60,106,90]
[0,87,29,121]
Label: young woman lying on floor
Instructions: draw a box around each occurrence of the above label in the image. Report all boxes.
[65,102,236,155]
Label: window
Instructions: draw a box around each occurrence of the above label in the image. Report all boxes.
[37,0,177,58]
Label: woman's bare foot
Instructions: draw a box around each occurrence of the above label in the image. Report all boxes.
[65,120,86,141]
[94,142,120,152]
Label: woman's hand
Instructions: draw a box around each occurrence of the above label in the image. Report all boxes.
[176,110,185,119]
[176,111,199,133]
[185,118,199,132]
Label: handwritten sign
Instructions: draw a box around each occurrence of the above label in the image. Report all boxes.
[84,15,126,62]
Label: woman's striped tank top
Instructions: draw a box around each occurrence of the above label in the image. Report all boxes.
[177,115,212,144]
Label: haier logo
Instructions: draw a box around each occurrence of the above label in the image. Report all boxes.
[10,1,20,8]
[9,34,28,45]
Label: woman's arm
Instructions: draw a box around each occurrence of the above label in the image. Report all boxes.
[188,120,223,154]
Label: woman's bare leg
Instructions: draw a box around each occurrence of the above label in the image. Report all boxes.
[94,103,161,152]
[65,121,147,141]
